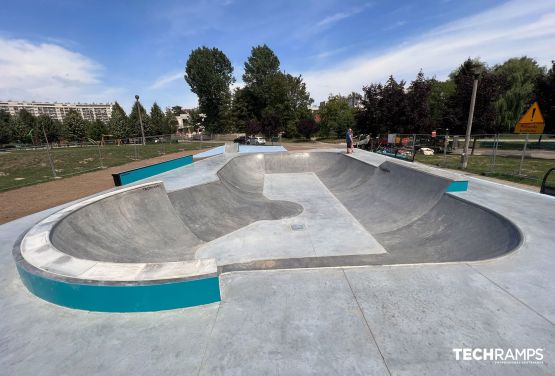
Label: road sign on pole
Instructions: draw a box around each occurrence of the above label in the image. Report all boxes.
[514,102,545,134]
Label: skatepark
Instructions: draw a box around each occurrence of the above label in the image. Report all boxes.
[2,146,554,374]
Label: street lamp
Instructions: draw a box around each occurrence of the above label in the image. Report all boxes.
[135,95,146,146]
[460,67,480,169]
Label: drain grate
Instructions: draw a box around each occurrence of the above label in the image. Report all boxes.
[291,224,306,231]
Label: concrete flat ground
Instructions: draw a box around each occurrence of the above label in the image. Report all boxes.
[1,149,554,375]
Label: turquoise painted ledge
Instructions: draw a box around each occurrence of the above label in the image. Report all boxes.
[112,155,193,186]
[447,180,469,192]
[16,263,220,312]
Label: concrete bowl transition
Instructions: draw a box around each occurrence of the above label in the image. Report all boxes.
[13,151,522,312]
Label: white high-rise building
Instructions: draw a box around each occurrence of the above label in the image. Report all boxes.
[0,101,113,122]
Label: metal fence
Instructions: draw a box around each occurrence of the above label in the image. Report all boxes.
[363,133,555,187]
[0,134,222,191]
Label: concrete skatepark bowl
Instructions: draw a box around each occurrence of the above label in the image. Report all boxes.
[14,151,522,312]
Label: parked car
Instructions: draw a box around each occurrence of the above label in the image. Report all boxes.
[233,135,248,144]
[419,147,435,156]
[247,136,266,145]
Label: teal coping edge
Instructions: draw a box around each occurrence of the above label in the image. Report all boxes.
[16,263,220,312]
[112,155,193,186]
[447,180,468,192]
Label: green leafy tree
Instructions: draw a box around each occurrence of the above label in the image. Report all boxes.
[242,44,281,119]
[185,47,234,133]
[163,108,178,134]
[150,102,165,135]
[237,45,312,137]
[358,83,383,135]
[0,110,13,144]
[12,109,35,143]
[243,44,280,86]
[535,61,555,134]
[36,115,62,143]
[63,110,87,141]
[128,101,151,138]
[297,118,319,139]
[245,118,262,136]
[262,73,313,137]
[428,79,455,131]
[446,59,504,134]
[380,75,409,133]
[407,70,433,133]
[494,57,544,131]
[109,102,128,140]
[231,87,257,133]
[319,95,355,138]
[87,119,108,141]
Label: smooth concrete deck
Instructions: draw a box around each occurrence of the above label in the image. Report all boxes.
[1,149,554,374]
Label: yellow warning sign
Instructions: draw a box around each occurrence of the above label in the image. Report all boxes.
[514,102,545,134]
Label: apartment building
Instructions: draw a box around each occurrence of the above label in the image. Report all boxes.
[0,101,113,122]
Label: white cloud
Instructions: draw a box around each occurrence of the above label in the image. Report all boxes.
[309,2,373,33]
[149,71,183,89]
[303,0,555,103]
[0,37,122,103]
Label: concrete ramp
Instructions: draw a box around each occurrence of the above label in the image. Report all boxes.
[51,183,202,263]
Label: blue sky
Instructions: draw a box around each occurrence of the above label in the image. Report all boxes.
[1,0,554,113]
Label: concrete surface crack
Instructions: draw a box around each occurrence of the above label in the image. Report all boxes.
[467,263,555,327]
[197,302,222,375]
[342,268,392,376]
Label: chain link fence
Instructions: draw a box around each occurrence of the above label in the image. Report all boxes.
[0,134,223,191]
[362,132,555,187]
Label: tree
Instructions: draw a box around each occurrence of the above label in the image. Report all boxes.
[128,101,151,138]
[243,44,280,87]
[319,95,355,138]
[534,61,554,134]
[185,47,234,133]
[245,119,262,136]
[359,83,383,135]
[297,118,319,139]
[446,59,504,134]
[428,79,455,131]
[150,102,165,135]
[237,45,313,137]
[0,110,12,145]
[87,119,108,141]
[109,102,128,140]
[12,109,35,143]
[163,108,178,135]
[494,57,544,131]
[63,109,87,141]
[262,72,313,137]
[231,87,256,133]
[380,76,409,133]
[36,115,62,143]
[407,70,433,133]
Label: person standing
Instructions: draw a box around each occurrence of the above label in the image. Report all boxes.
[346,128,354,154]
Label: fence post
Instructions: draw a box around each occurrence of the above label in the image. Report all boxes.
[490,133,498,173]
[443,130,449,167]
[518,133,529,175]
[42,125,57,178]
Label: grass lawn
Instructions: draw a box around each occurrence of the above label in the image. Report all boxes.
[0,142,222,191]
[415,153,555,187]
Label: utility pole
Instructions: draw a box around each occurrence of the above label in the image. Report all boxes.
[135,95,146,145]
[461,69,480,169]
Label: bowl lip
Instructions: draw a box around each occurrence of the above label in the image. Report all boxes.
[16,180,218,285]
